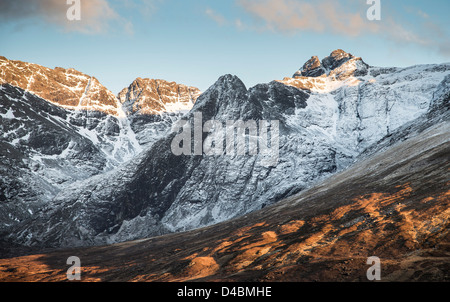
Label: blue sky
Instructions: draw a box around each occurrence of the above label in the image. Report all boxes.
[0,0,449,94]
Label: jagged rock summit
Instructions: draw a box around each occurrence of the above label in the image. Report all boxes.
[294,55,324,77]
[292,49,367,79]
[322,49,355,71]
[118,77,201,115]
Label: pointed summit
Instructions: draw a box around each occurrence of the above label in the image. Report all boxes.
[192,74,250,121]
[211,74,248,91]
[197,74,248,105]
[322,49,354,71]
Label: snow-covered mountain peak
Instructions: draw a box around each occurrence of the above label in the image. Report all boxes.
[191,74,250,121]
[118,77,201,115]
[0,56,122,116]
[291,49,367,81]
[281,50,370,93]
[204,74,247,94]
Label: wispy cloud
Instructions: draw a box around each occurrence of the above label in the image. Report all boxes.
[416,10,429,19]
[237,0,379,36]
[0,0,160,35]
[0,0,118,34]
[205,8,227,26]
[234,0,450,56]
[205,7,257,31]
[119,0,161,17]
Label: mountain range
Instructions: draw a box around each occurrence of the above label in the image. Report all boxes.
[0,49,449,280]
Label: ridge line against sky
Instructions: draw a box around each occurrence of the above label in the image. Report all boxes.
[0,0,449,94]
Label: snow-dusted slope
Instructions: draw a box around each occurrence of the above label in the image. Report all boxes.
[281,51,449,153]
[117,77,201,146]
[5,50,449,250]
[0,84,108,232]
[0,57,201,235]
[0,56,144,166]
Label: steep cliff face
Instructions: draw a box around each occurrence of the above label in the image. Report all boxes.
[0,84,109,232]
[117,77,201,146]
[3,50,448,251]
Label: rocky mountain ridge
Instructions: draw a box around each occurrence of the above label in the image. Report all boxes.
[0,56,201,236]
[1,50,449,253]
[118,77,201,115]
[1,96,448,280]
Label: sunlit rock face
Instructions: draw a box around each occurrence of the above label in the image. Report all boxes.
[118,77,201,115]
[0,56,120,115]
